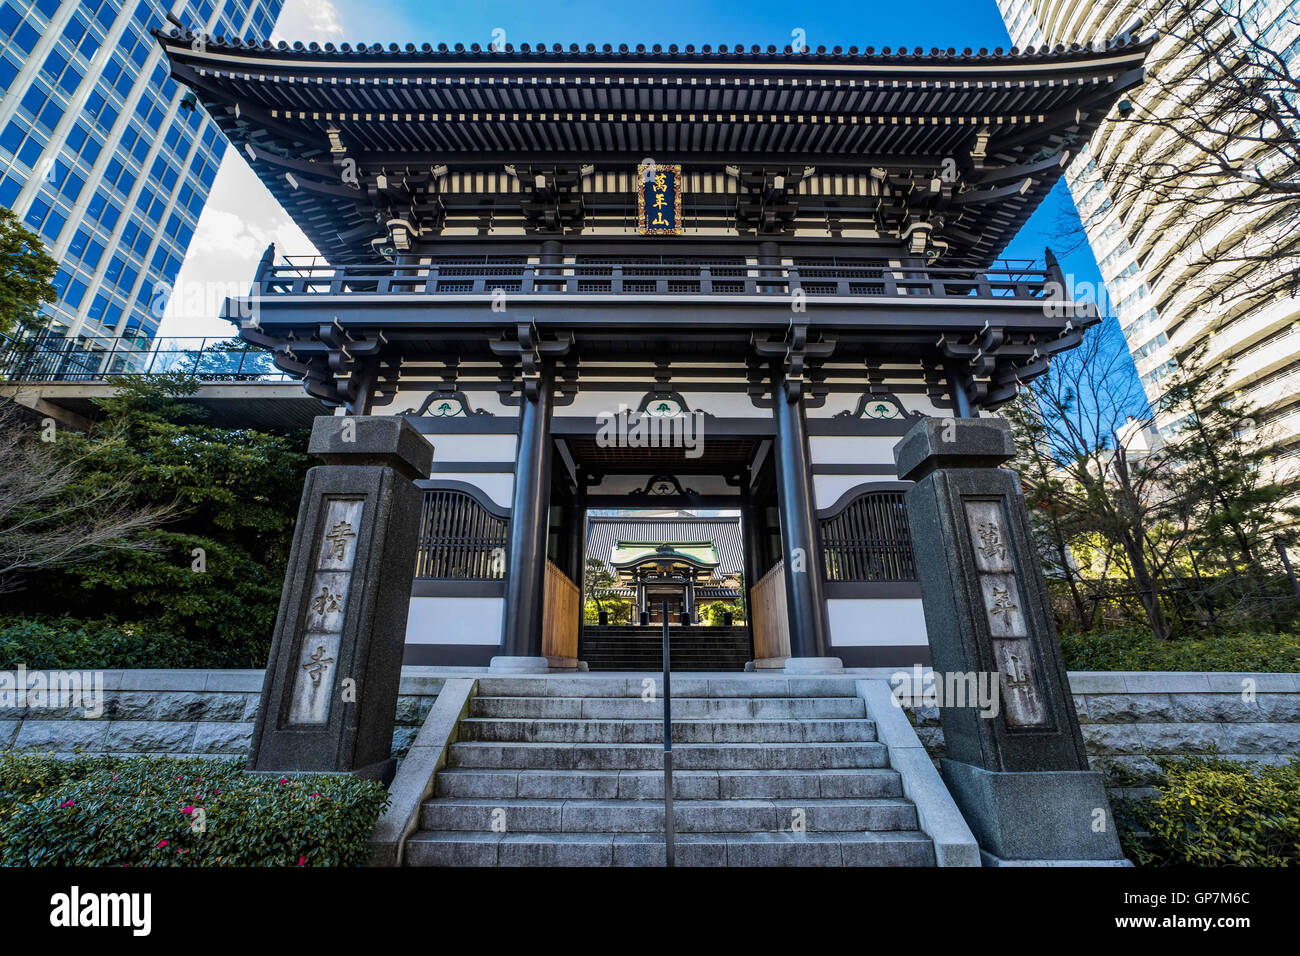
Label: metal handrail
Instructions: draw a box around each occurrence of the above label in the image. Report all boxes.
[661,599,675,868]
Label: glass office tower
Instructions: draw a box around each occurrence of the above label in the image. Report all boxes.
[0,0,283,363]
[998,0,1300,476]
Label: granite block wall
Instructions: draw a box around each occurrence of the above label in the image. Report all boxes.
[0,669,444,762]
[5,668,1298,799]
[903,671,1300,798]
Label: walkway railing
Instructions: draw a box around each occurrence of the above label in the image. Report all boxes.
[0,334,293,384]
[250,254,1065,302]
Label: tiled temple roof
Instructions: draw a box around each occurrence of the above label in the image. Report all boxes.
[159,29,1150,65]
[587,516,744,582]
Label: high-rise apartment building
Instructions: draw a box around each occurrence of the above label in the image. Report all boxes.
[0,0,282,360]
[998,0,1300,476]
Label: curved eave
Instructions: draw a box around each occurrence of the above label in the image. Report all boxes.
[612,551,721,570]
[156,30,1152,265]
[157,28,1152,70]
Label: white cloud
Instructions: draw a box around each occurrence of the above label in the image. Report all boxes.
[157,150,319,339]
[271,0,345,44]
[158,0,346,339]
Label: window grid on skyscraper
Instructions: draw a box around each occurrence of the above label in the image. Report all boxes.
[0,0,284,353]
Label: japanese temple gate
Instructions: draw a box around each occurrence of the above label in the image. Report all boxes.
[160,29,1148,670]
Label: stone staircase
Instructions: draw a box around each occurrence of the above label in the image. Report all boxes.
[404,676,936,866]
[581,625,751,671]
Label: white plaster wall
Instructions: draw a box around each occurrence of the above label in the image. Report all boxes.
[677,392,769,418]
[424,433,517,463]
[827,598,928,647]
[809,435,901,466]
[814,474,896,509]
[405,597,503,645]
[811,393,864,418]
[564,391,651,417]
[432,473,515,508]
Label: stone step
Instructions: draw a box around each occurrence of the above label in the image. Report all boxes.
[473,677,861,698]
[469,695,868,720]
[586,665,748,673]
[434,768,905,800]
[403,829,936,867]
[420,797,919,833]
[446,741,889,771]
[583,629,749,633]
[456,717,876,744]
[586,663,748,673]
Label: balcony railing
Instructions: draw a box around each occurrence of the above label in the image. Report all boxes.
[251,254,1066,302]
[0,334,294,384]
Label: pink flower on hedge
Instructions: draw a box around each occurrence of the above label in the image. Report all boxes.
[156,840,168,849]
[310,792,321,798]
[59,799,74,808]
[298,855,307,866]
[180,805,195,815]
[278,778,288,785]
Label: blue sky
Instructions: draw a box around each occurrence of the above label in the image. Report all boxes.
[163,0,1136,401]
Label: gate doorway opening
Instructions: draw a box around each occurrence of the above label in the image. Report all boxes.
[577,508,752,671]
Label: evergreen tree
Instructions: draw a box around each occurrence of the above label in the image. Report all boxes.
[1157,343,1300,625]
[0,208,57,339]
[10,376,312,666]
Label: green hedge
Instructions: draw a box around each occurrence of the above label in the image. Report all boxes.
[1060,629,1300,672]
[0,616,260,670]
[1116,754,1300,866]
[0,755,389,866]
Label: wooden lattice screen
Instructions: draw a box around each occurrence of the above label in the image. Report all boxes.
[414,489,509,580]
[818,491,917,582]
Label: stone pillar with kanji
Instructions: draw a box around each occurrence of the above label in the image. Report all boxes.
[894,416,1126,864]
[247,415,431,782]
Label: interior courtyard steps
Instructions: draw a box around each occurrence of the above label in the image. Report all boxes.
[404,676,936,866]
[580,626,752,671]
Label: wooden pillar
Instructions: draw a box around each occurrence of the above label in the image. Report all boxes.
[772,376,834,665]
[567,486,586,584]
[497,365,555,664]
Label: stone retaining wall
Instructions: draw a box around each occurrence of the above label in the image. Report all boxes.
[6,669,1299,796]
[905,671,1300,797]
[0,669,443,761]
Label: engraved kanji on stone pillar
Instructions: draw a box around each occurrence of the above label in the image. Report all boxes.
[964,499,1046,728]
[288,498,362,725]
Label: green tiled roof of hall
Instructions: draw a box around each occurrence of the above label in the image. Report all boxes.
[610,541,722,569]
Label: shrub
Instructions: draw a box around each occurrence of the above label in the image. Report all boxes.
[1060,628,1300,672]
[4,377,310,665]
[0,754,389,866]
[1115,754,1300,866]
[698,601,745,625]
[0,616,216,670]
